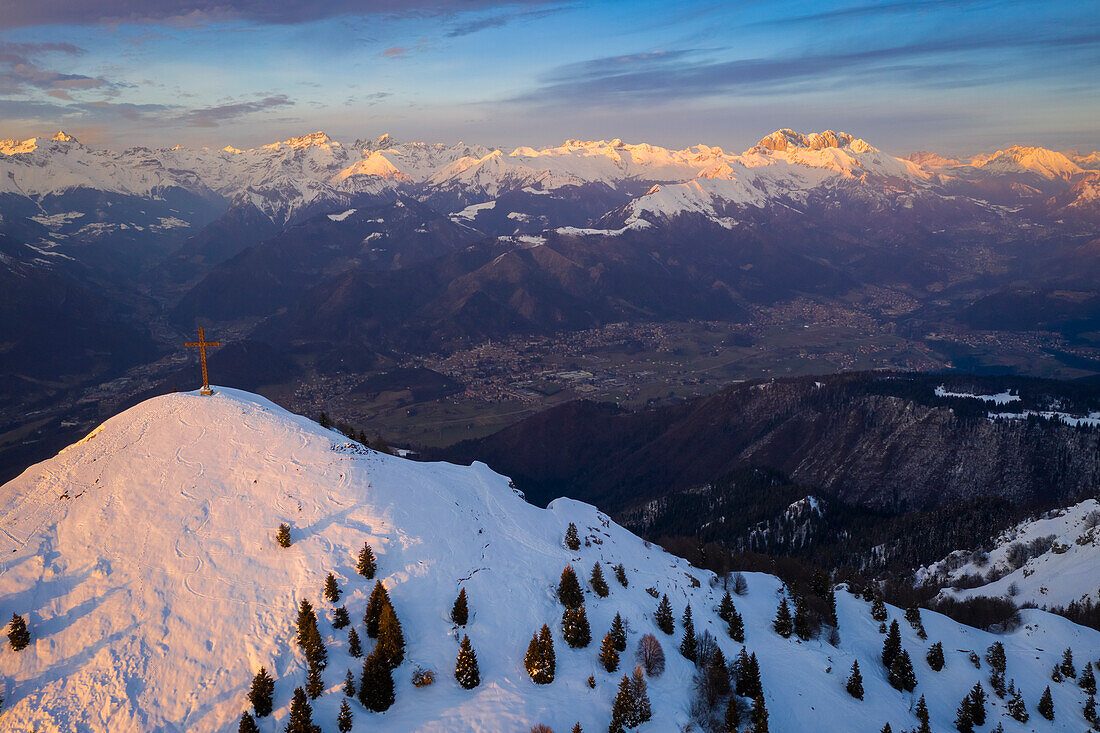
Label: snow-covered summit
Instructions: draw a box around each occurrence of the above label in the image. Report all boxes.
[971,146,1084,180]
[1,388,1097,732]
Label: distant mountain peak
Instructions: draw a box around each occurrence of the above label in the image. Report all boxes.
[51,130,76,143]
[755,129,877,154]
[263,131,338,150]
[973,145,1082,179]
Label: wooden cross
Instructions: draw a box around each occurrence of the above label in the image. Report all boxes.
[184,327,221,395]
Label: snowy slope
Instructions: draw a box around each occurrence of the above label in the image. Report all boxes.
[1,389,1098,732]
[919,499,1100,608]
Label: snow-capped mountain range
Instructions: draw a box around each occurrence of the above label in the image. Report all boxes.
[3,128,1096,238]
[1,388,1098,731]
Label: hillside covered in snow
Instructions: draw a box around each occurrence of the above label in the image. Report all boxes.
[919,499,1100,609]
[1,388,1099,732]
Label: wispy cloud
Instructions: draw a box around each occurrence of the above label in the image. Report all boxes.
[0,0,560,30]
[514,31,1100,105]
[0,42,113,96]
[444,5,567,38]
[181,94,293,127]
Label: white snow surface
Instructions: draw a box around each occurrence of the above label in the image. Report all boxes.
[0,388,1098,732]
[921,499,1100,609]
[935,385,1022,404]
[327,209,357,222]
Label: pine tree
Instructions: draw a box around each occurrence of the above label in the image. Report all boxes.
[358,649,395,712]
[239,711,260,733]
[989,669,1006,699]
[306,661,324,699]
[525,625,556,684]
[870,596,888,622]
[5,613,29,654]
[249,666,275,717]
[1081,662,1096,695]
[572,724,583,733]
[296,599,318,649]
[323,573,340,603]
[965,682,987,726]
[332,606,350,630]
[926,641,945,671]
[707,646,730,699]
[613,563,628,588]
[348,627,362,658]
[343,669,355,697]
[825,585,839,627]
[679,605,697,662]
[455,634,481,689]
[655,594,675,635]
[1060,647,1076,678]
[735,651,762,699]
[600,632,620,672]
[1051,663,1063,682]
[729,607,745,643]
[793,594,811,641]
[630,666,652,725]
[562,605,592,648]
[954,694,975,733]
[451,587,469,626]
[304,626,327,670]
[889,650,917,692]
[724,692,741,731]
[356,542,377,578]
[277,523,292,547]
[558,565,585,609]
[364,580,391,638]
[1084,694,1096,724]
[880,725,892,733]
[285,687,317,733]
[845,660,864,700]
[337,699,354,733]
[773,597,793,638]
[1007,683,1029,722]
[610,672,634,733]
[985,641,1006,673]
[719,590,735,624]
[751,693,769,733]
[915,695,931,733]
[377,602,406,668]
[590,562,610,598]
[565,522,581,550]
[881,620,901,669]
[610,612,627,652]
[1037,685,1054,720]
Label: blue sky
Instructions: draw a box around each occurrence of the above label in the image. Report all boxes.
[0,0,1097,155]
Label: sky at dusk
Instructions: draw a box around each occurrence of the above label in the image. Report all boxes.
[0,0,1097,156]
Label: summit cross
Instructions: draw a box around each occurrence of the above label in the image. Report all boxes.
[184,327,221,395]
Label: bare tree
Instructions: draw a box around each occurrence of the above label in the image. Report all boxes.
[637,633,666,677]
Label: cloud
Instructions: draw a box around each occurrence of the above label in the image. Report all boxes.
[0,0,559,30]
[0,41,113,96]
[181,94,293,127]
[444,5,566,38]
[383,47,408,57]
[742,0,987,28]
[514,32,1100,105]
